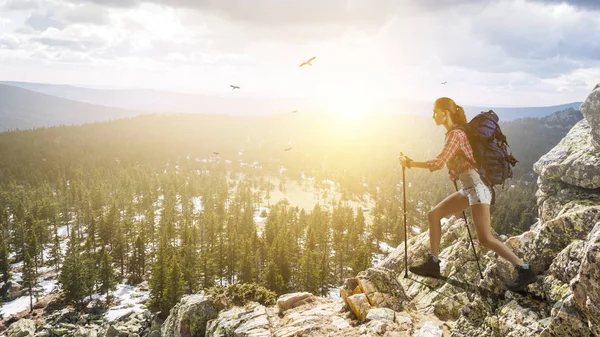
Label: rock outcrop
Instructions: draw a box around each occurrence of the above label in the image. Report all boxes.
[161,294,221,337]
[161,85,600,336]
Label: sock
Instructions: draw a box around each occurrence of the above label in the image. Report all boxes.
[429,253,440,263]
[518,264,530,270]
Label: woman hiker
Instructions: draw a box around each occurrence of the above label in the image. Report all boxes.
[398,97,537,292]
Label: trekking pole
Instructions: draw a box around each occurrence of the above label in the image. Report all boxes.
[453,181,484,280]
[400,153,409,278]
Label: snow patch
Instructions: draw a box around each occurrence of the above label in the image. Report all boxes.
[327,287,342,302]
[253,206,269,224]
[104,283,150,322]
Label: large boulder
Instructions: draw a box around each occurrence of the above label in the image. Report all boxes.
[568,222,600,336]
[346,293,371,321]
[356,267,408,311]
[533,119,600,190]
[276,292,314,314]
[7,318,36,337]
[580,83,600,146]
[161,294,221,337]
[205,302,270,337]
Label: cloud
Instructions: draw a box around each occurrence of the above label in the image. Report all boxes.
[0,35,19,49]
[3,0,40,10]
[1,0,600,106]
[378,0,600,79]
[528,0,600,10]
[25,12,65,31]
[63,4,110,25]
[32,35,105,51]
[23,2,110,32]
[468,1,600,74]
[63,0,140,8]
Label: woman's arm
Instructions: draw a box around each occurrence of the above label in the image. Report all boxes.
[399,130,461,171]
[407,161,430,169]
[398,156,429,169]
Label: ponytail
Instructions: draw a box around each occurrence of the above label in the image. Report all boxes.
[454,105,467,125]
[434,97,467,125]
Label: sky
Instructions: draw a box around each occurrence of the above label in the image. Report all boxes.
[0,0,599,108]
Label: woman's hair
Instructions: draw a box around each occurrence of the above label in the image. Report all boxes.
[434,97,467,125]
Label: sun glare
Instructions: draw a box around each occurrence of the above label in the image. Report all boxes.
[326,88,375,128]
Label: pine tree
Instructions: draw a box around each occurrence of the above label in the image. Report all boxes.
[0,228,11,283]
[181,228,198,294]
[99,249,117,304]
[84,252,99,300]
[129,236,145,284]
[49,221,62,270]
[112,224,126,279]
[59,228,88,307]
[149,234,169,312]
[22,252,37,313]
[162,255,184,317]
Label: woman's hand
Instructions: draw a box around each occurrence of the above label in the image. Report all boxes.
[398,154,413,168]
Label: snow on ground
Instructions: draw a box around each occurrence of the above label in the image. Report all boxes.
[57,225,69,237]
[37,266,54,274]
[192,196,203,213]
[322,179,335,186]
[253,206,269,224]
[12,272,22,283]
[9,260,23,269]
[38,277,58,295]
[378,241,395,254]
[327,287,342,302]
[104,283,150,322]
[301,172,315,181]
[372,253,385,266]
[0,276,58,317]
[0,296,32,317]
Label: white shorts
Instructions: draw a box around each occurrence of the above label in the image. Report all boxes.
[457,169,492,205]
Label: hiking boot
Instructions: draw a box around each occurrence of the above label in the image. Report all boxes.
[506,265,538,292]
[409,254,441,278]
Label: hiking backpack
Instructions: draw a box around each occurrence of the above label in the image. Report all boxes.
[457,110,518,187]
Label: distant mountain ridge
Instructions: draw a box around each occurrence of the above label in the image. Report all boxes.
[0,84,141,132]
[0,81,582,121]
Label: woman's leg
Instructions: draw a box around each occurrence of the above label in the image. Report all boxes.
[471,204,524,266]
[427,192,470,256]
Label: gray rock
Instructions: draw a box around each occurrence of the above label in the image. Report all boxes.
[365,307,395,322]
[161,294,220,337]
[534,119,600,189]
[148,331,161,337]
[7,319,36,337]
[415,321,442,337]
[356,267,408,311]
[103,325,119,337]
[51,328,69,336]
[276,292,314,313]
[570,222,600,336]
[580,83,600,146]
[206,302,269,337]
[1,281,22,302]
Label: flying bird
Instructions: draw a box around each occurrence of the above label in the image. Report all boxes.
[284,147,292,151]
[299,56,316,67]
[292,110,298,113]
[441,81,447,85]
[213,152,220,155]
[230,85,240,90]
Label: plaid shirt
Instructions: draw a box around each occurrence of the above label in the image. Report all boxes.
[426,127,476,181]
